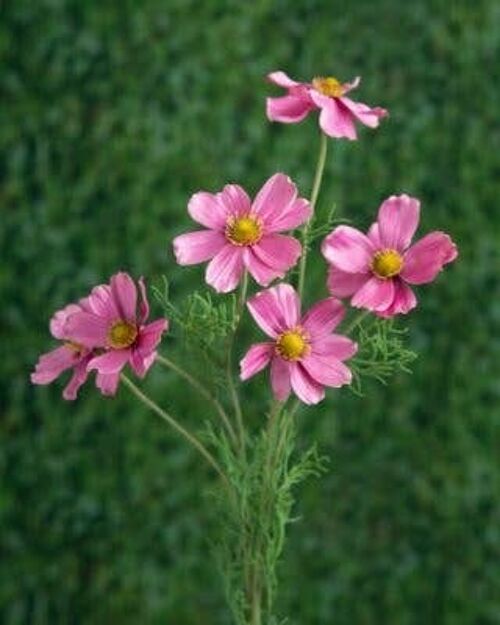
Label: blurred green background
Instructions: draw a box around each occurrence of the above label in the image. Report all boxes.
[1,0,499,623]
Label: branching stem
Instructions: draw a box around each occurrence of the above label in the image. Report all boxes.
[156,353,237,445]
[120,373,231,490]
[226,271,249,456]
[298,132,329,298]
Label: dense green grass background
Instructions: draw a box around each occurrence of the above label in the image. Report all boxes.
[2,1,499,623]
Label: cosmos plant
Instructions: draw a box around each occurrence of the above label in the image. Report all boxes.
[32,69,457,624]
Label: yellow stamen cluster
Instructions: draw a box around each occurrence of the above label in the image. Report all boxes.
[312,76,345,98]
[225,215,263,246]
[275,327,310,361]
[108,320,138,349]
[371,249,404,279]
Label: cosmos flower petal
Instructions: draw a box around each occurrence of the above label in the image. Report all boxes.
[301,297,345,337]
[322,226,374,273]
[240,343,274,381]
[270,357,292,401]
[377,194,421,251]
[173,230,226,265]
[205,244,245,293]
[327,266,368,298]
[289,362,325,405]
[188,191,229,229]
[401,232,458,284]
[87,349,130,374]
[302,353,353,388]
[351,276,395,312]
[111,272,138,321]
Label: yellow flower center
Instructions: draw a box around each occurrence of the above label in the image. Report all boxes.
[275,328,310,361]
[108,320,138,349]
[312,76,345,98]
[371,249,404,279]
[225,215,263,246]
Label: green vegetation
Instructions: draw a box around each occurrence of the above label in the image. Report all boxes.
[1,1,499,623]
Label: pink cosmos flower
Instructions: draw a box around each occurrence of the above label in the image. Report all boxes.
[322,194,458,317]
[240,284,357,405]
[31,300,118,400]
[63,272,168,393]
[173,173,310,293]
[266,70,388,140]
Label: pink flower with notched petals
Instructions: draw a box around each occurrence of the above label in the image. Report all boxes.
[322,194,458,317]
[266,71,388,140]
[63,272,168,394]
[31,299,119,400]
[240,284,357,405]
[173,173,310,293]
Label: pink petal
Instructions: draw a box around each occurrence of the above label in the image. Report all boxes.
[252,234,302,272]
[50,303,83,340]
[351,276,395,312]
[270,357,291,401]
[244,249,280,287]
[327,266,369,298]
[240,343,273,381]
[367,222,382,248]
[377,194,421,251]
[96,372,120,396]
[338,97,388,128]
[266,95,313,123]
[64,311,109,348]
[251,173,298,225]
[87,349,130,374]
[265,197,311,233]
[310,92,357,140]
[217,184,252,217]
[188,191,229,229]
[301,297,345,337]
[301,353,352,388]
[401,232,458,285]
[62,360,89,400]
[31,345,79,385]
[137,319,168,356]
[377,279,417,317]
[312,334,358,361]
[289,362,325,405]
[205,244,245,293]
[111,272,137,321]
[321,226,374,273]
[247,284,298,338]
[267,70,301,89]
[138,277,150,324]
[173,230,226,265]
[87,284,119,320]
[130,346,157,378]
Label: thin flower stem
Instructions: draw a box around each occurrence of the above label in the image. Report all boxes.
[297,132,329,298]
[344,309,371,334]
[155,353,237,445]
[120,373,231,490]
[226,271,248,456]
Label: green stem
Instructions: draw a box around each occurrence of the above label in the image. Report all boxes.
[226,271,248,456]
[155,353,237,446]
[120,373,231,489]
[344,309,370,334]
[297,132,329,298]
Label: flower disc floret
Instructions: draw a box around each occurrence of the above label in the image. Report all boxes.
[371,249,403,279]
[225,215,263,246]
[312,76,345,98]
[275,327,310,361]
[108,320,138,349]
